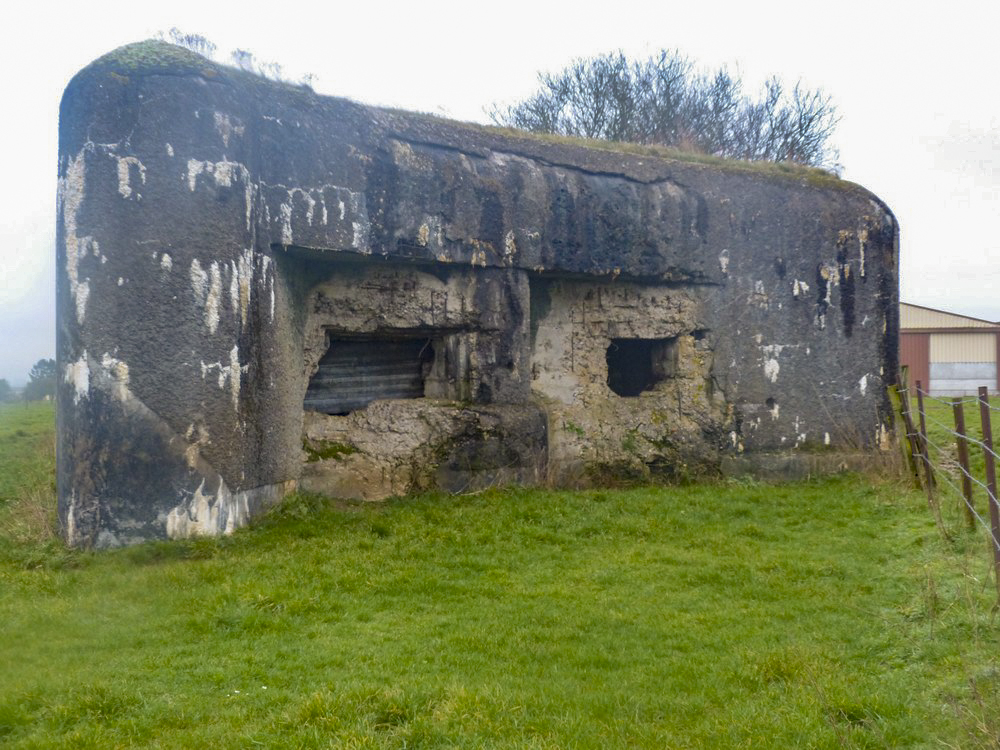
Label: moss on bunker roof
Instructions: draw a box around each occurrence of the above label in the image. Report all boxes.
[81,39,222,78]
[78,40,861,194]
[375,107,850,189]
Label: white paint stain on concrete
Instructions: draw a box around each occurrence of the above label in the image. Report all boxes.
[231,249,253,328]
[213,112,244,148]
[228,264,239,317]
[160,253,172,272]
[770,402,780,420]
[504,231,517,262]
[291,188,317,225]
[280,202,294,245]
[190,259,208,300]
[189,259,223,333]
[100,353,130,402]
[74,281,90,325]
[352,221,369,251]
[261,255,274,323]
[164,479,293,540]
[859,228,868,277]
[186,159,205,191]
[818,263,839,305]
[763,358,780,383]
[166,143,174,157]
[64,352,90,405]
[858,374,868,395]
[65,492,77,547]
[116,156,146,199]
[58,149,93,326]
[718,250,729,273]
[206,263,222,334]
[199,346,245,408]
[759,343,786,383]
[792,279,810,297]
[187,158,254,230]
[165,479,248,538]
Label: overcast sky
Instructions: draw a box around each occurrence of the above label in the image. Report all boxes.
[2,0,998,385]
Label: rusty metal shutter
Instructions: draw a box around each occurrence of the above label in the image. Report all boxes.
[304,338,432,414]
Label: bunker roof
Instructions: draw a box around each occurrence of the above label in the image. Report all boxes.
[72,40,861,193]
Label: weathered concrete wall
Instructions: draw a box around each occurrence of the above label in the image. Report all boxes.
[57,42,898,547]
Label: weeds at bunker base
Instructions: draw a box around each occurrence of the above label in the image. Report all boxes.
[56,41,899,545]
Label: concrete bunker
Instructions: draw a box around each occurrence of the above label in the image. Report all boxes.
[56,42,899,547]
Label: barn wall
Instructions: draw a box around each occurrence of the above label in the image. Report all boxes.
[901,304,996,329]
[900,332,929,392]
[929,332,998,396]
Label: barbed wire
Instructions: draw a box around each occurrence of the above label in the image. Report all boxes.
[904,384,1000,414]
[905,406,1000,465]
[917,430,1000,553]
[913,391,983,408]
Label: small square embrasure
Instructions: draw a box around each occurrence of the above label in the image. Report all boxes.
[606,338,677,396]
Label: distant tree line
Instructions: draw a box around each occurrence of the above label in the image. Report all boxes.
[489,50,841,171]
[1,359,56,403]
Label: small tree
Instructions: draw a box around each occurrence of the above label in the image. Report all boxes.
[0,378,12,403]
[23,359,56,402]
[157,29,317,90]
[158,28,217,60]
[490,50,840,171]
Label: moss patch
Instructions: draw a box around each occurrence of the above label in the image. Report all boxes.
[79,39,220,79]
[303,439,358,463]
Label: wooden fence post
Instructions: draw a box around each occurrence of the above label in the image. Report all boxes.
[915,381,936,488]
[952,397,976,530]
[976,386,1000,599]
[896,378,924,489]
[889,384,921,487]
[915,381,948,537]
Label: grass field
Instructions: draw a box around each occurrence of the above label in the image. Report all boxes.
[905,392,999,539]
[2,401,1000,748]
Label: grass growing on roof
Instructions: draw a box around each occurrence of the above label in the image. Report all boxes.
[2,403,1000,747]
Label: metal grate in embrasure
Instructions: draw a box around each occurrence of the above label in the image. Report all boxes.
[304,338,433,414]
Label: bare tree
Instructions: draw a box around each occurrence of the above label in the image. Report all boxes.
[489,50,840,171]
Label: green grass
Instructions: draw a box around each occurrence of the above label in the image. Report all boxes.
[909,394,998,537]
[0,401,58,548]
[2,403,1000,748]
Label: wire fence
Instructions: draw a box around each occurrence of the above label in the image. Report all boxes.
[896,378,1000,601]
